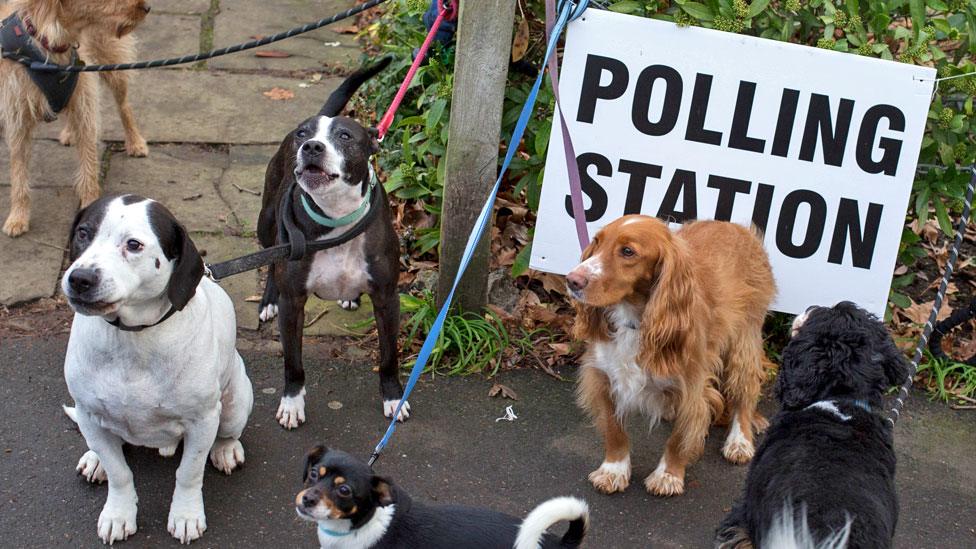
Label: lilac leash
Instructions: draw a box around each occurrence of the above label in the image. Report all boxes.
[546,0,590,251]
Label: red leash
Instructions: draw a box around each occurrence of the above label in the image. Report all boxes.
[376,0,458,139]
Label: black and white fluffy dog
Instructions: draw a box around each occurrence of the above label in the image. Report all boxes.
[62,194,253,544]
[715,302,909,549]
[296,447,590,549]
[257,57,407,429]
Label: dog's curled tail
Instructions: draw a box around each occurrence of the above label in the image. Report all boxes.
[318,55,393,117]
[764,501,852,549]
[514,496,589,549]
[63,405,78,424]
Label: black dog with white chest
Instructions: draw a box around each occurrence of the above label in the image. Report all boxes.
[715,302,910,549]
[257,57,407,429]
[296,447,589,549]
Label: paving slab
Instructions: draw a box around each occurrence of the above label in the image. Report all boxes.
[131,13,201,63]
[153,0,211,15]
[194,234,261,331]
[209,0,360,72]
[2,336,974,548]
[103,144,232,233]
[218,145,277,235]
[0,189,76,305]
[38,71,342,144]
[0,140,105,188]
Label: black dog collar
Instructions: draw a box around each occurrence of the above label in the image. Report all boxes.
[0,13,81,115]
[105,306,178,332]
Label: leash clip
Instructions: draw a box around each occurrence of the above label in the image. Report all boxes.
[203,263,220,283]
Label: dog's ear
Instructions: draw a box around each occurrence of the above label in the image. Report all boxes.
[371,476,394,506]
[166,219,203,311]
[302,445,328,482]
[367,127,381,155]
[638,238,699,378]
[775,337,829,409]
[873,323,910,387]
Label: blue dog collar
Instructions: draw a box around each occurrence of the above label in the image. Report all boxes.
[319,524,352,538]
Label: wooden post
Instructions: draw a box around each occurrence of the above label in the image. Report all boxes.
[437,0,517,311]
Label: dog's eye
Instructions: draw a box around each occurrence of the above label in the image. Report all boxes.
[337,484,352,498]
[76,227,90,241]
[126,239,144,253]
[339,131,351,141]
[621,246,635,258]
[308,468,319,481]
[297,129,308,138]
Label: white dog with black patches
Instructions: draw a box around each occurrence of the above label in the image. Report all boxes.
[61,194,253,545]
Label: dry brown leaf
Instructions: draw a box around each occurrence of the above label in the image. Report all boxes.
[898,299,952,324]
[511,17,530,62]
[263,87,295,101]
[244,295,262,303]
[548,342,572,357]
[488,383,518,400]
[255,50,292,58]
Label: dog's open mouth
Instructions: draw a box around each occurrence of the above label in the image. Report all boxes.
[297,165,341,187]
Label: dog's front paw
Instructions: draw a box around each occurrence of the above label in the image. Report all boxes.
[210,439,245,474]
[276,390,306,429]
[644,468,684,496]
[97,494,138,544]
[168,489,206,544]
[383,399,410,422]
[258,303,278,322]
[337,297,360,311]
[76,450,107,483]
[2,214,29,237]
[125,137,149,158]
[722,421,755,465]
[588,459,630,494]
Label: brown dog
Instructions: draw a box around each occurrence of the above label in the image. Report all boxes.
[1,0,150,237]
[567,215,775,496]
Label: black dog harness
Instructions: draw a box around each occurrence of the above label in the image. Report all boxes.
[0,13,81,116]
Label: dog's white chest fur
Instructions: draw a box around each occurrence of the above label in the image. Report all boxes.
[306,234,371,301]
[590,304,673,425]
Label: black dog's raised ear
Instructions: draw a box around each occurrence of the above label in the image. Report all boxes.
[302,445,328,482]
[166,219,203,311]
[367,127,381,155]
[371,475,394,506]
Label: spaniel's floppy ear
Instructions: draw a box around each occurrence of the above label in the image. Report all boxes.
[371,475,394,506]
[302,445,328,482]
[166,219,204,311]
[875,323,910,387]
[774,344,824,410]
[638,238,699,377]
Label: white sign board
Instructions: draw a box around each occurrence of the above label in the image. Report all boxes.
[530,9,935,316]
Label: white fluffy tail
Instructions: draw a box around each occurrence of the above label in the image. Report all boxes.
[514,496,589,549]
[764,501,852,549]
[63,405,78,423]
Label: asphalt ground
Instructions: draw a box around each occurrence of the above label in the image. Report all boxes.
[1,335,974,548]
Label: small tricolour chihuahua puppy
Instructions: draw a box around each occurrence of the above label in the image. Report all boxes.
[296,447,590,549]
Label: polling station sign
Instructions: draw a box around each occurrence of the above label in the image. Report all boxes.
[530,9,936,316]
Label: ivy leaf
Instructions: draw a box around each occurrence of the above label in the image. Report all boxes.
[909,0,925,39]
[933,198,954,235]
[889,291,911,309]
[679,2,715,21]
[609,1,643,14]
[747,0,771,18]
[511,240,533,277]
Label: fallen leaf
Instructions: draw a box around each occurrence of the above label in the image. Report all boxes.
[255,50,292,58]
[511,17,530,62]
[488,383,518,400]
[263,87,295,100]
[244,295,262,303]
[182,193,203,201]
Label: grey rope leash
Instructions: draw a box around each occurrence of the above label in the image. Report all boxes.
[888,165,976,426]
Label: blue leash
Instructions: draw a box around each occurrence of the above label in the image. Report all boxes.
[368,0,590,466]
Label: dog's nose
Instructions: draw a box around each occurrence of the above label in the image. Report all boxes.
[567,270,588,292]
[301,140,326,156]
[68,268,99,295]
[143,6,151,14]
[301,492,319,508]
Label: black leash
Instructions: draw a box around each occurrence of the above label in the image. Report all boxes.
[928,297,976,366]
[204,180,382,281]
[0,0,389,73]
[889,165,976,425]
